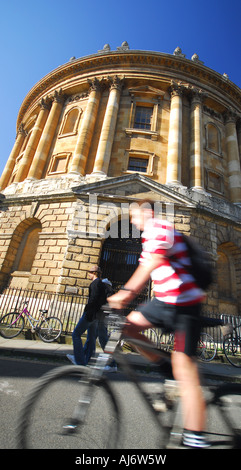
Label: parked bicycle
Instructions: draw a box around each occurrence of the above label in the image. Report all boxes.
[222,321,241,368]
[160,330,217,362]
[120,327,159,352]
[17,307,241,449]
[0,300,63,343]
[197,332,217,362]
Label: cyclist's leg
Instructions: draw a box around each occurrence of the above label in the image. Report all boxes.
[125,298,172,362]
[171,308,206,434]
[124,310,160,362]
[171,351,206,432]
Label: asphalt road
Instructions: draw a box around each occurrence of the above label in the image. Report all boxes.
[0,355,164,450]
[1,355,241,454]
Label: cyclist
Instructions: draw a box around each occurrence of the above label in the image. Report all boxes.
[107,199,209,448]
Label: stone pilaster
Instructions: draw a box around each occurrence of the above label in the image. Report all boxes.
[224,109,241,204]
[166,82,183,186]
[92,76,123,175]
[69,78,101,176]
[28,90,64,180]
[0,124,26,190]
[14,97,51,182]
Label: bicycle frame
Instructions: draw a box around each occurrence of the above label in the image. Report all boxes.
[12,304,47,330]
[66,322,178,446]
[17,308,241,449]
[112,337,179,438]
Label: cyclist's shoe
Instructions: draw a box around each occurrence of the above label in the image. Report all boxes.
[182,430,210,448]
[66,354,77,365]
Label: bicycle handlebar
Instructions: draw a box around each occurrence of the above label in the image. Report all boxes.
[102,304,225,329]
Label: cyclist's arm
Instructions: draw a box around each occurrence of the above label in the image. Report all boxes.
[108,253,164,308]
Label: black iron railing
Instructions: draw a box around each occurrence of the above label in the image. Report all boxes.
[0,287,88,335]
[0,288,240,355]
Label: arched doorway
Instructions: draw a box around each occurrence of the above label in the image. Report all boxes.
[99,219,150,302]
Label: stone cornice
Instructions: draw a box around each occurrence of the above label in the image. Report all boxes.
[72,173,241,225]
[0,189,75,206]
[17,50,241,129]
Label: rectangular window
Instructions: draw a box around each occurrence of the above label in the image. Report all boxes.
[47,153,71,176]
[128,157,148,173]
[134,106,153,130]
[206,170,224,195]
[52,156,67,173]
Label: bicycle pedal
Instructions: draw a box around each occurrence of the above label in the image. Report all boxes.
[164,380,180,401]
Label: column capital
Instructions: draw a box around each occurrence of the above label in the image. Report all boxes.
[17,123,27,137]
[39,96,52,111]
[107,75,124,92]
[224,107,240,124]
[52,88,65,104]
[190,87,205,104]
[169,80,184,98]
[87,77,102,92]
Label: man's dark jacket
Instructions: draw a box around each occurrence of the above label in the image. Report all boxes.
[84,278,106,321]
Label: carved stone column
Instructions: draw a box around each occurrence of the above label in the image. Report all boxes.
[0,124,26,190]
[190,89,204,190]
[166,82,183,185]
[14,97,51,182]
[92,76,123,175]
[69,78,101,176]
[224,109,241,204]
[28,89,64,180]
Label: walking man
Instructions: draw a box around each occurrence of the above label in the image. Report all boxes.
[67,265,106,365]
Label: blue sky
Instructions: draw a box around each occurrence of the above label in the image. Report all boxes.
[0,0,241,178]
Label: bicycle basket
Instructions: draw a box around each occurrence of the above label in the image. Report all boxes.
[221,323,233,336]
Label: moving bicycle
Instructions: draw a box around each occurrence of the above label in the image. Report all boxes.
[17,306,241,449]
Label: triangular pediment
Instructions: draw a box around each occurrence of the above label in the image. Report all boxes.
[129,85,165,97]
[72,174,196,207]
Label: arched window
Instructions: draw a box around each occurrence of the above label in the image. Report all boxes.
[11,223,41,274]
[1,219,42,289]
[206,123,221,155]
[216,243,238,302]
[60,107,81,136]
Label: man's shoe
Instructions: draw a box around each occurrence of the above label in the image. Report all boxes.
[66,354,77,365]
[104,365,118,373]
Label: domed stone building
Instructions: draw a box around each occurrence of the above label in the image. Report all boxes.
[1,43,241,315]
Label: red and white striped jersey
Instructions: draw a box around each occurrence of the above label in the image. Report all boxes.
[139,218,204,306]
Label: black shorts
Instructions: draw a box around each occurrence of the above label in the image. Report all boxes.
[138,297,201,357]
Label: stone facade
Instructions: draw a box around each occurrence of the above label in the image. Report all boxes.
[1,44,241,315]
